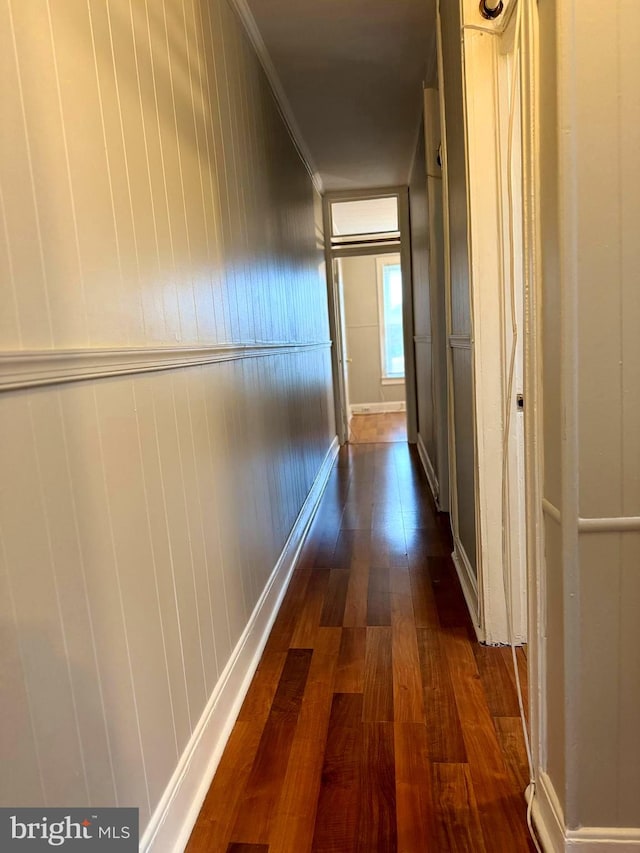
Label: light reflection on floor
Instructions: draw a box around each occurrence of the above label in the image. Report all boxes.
[348,412,407,444]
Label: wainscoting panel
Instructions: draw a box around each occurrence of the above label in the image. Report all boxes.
[0,0,336,840]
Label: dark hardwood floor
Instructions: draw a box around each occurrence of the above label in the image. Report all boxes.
[186,440,534,852]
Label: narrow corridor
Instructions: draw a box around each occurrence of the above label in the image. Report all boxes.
[187,438,534,852]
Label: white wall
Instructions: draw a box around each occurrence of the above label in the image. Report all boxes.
[533,0,640,845]
[0,0,335,844]
[340,254,406,408]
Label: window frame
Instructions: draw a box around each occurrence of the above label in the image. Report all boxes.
[376,254,405,383]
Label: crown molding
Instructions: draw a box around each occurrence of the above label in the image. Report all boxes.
[228,0,324,194]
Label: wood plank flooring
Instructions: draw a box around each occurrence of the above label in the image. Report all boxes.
[187,440,534,852]
[349,412,407,444]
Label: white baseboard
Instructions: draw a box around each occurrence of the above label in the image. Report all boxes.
[451,535,484,642]
[416,434,440,506]
[530,773,640,851]
[141,436,340,853]
[569,830,640,849]
[350,401,406,415]
[528,774,566,852]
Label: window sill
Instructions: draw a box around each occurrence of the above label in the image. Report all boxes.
[381,377,405,385]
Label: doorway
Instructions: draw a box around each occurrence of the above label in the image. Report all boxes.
[322,189,417,446]
[335,253,407,444]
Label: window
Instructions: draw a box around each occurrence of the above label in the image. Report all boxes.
[377,257,404,380]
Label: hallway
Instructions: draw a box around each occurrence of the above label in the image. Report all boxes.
[187,439,533,852]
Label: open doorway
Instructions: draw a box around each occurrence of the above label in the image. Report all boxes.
[322,189,417,446]
[336,253,407,444]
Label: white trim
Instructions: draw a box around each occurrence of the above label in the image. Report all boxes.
[448,334,473,349]
[350,401,406,415]
[332,231,400,246]
[0,342,331,392]
[528,775,566,853]
[331,242,402,259]
[323,187,419,446]
[451,536,484,642]
[521,0,544,805]
[416,433,440,506]
[542,498,562,525]
[227,0,322,193]
[542,500,640,533]
[579,516,640,534]
[323,205,349,445]
[530,773,640,851]
[141,436,340,853]
[570,830,640,848]
[323,187,408,202]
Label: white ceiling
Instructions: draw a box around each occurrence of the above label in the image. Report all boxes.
[244,0,437,192]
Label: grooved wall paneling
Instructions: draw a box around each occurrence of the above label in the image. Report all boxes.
[0,0,329,350]
[539,0,640,829]
[0,0,335,835]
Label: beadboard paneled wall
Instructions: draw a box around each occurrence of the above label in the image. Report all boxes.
[0,0,329,349]
[538,0,640,835]
[0,0,335,838]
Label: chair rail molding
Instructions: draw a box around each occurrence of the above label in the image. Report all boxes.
[0,342,332,392]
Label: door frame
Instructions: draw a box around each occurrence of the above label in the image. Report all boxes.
[322,187,418,445]
[436,0,530,644]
